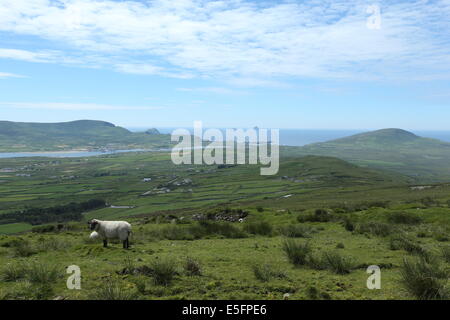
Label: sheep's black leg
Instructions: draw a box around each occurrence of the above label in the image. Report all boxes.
[126,238,129,249]
[103,239,108,248]
[123,238,129,249]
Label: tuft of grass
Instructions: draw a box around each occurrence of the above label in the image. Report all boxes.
[183,257,202,276]
[36,237,71,252]
[278,225,315,238]
[441,246,450,263]
[10,240,37,257]
[320,251,354,275]
[282,239,312,266]
[243,221,273,236]
[0,262,28,282]
[89,279,137,300]
[400,257,449,300]
[252,263,287,282]
[26,262,60,284]
[149,258,178,286]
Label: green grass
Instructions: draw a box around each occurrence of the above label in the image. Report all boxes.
[1,151,450,300]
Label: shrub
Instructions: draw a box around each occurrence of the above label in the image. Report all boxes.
[356,222,392,237]
[320,251,354,274]
[149,258,178,286]
[297,209,333,223]
[193,221,247,239]
[282,239,312,266]
[184,257,202,276]
[256,207,264,212]
[89,279,137,300]
[160,225,194,240]
[278,225,314,238]
[400,257,449,299]
[243,221,273,236]
[336,242,345,249]
[252,264,287,282]
[342,217,355,232]
[387,212,422,225]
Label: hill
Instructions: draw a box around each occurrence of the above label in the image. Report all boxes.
[282,128,450,181]
[0,120,171,152]
[1,151,449,300]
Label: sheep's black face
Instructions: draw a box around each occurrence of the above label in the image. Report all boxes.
[88,220,98,231]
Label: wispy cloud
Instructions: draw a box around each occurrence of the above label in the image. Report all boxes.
[0,72,26,78]
[177,87,241,95]
[0,102,164,111]
[0,0,449,84]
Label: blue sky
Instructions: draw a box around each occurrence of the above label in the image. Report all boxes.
[0,0,449,130]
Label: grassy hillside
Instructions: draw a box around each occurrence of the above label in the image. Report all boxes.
[0,120,171,152]
[0,152,449,300]
[283,128,450,182]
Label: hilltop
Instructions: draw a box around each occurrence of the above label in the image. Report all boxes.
[283,128,450,181]
[0,120,171,152]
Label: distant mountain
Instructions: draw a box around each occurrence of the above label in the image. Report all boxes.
[0,120,171,152]
[283,128,450,182]
[145,128,161,135]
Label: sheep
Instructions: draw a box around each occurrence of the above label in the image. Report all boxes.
[88,219,132,249]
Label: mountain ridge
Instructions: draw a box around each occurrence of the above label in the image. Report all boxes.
[0,119,170,152]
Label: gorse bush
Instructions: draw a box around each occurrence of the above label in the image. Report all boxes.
[400,257,449,300]
[243,221,273,236]
[387,212,422,225]
[252,264,287,282]
[278,225,315,238]
[282,239,312,266]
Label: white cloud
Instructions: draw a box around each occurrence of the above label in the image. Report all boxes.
[0,0,448,83]
[0,102,164,111]
[0,72,25,78]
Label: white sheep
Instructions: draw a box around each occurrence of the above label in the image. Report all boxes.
[88,219,132,249]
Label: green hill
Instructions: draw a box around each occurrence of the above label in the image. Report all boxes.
[0,120,171,151]
[283,128,450,181]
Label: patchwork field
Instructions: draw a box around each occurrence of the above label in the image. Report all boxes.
[0,151,449,300]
